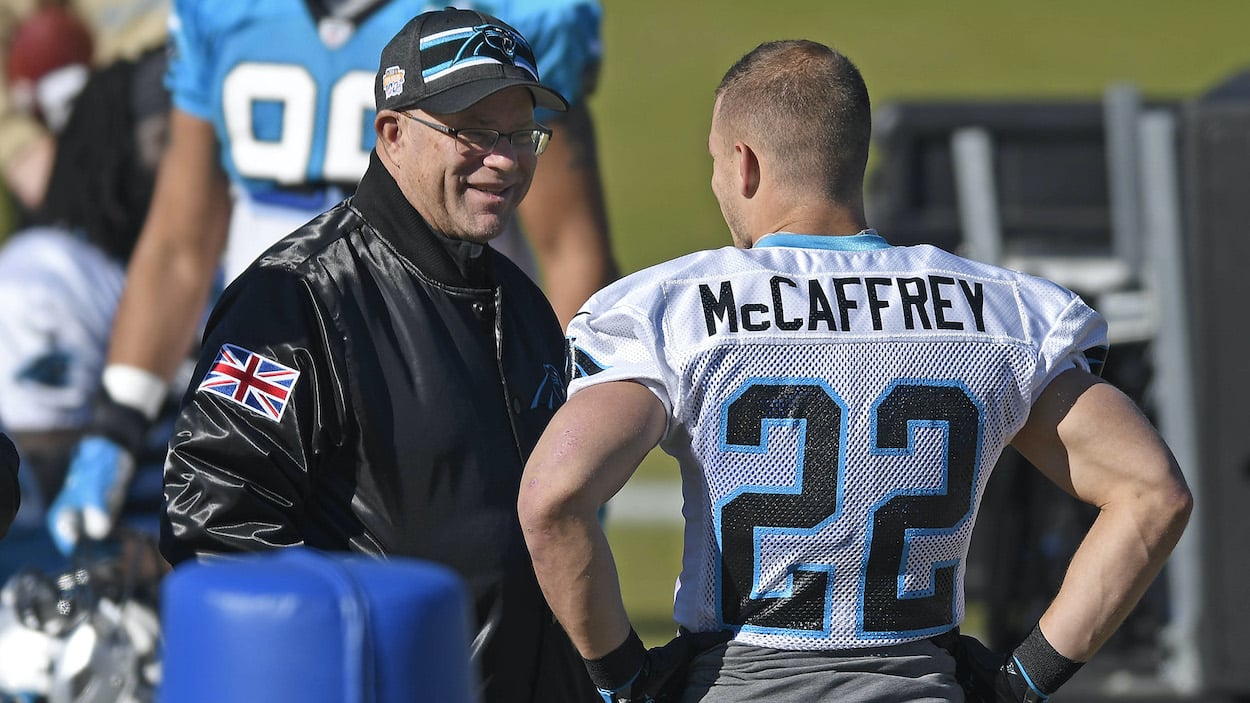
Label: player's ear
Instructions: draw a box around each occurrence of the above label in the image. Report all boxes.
[374,110,403,162]
[736,141,760,198]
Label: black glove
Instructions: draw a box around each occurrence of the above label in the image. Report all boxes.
[83,390,152,456]
[954,633,1032,702]
[584,628,732,703]
[954,625,1083,702]
[1,431,19,538]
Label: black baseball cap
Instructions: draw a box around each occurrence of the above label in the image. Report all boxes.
[374,7,568,115]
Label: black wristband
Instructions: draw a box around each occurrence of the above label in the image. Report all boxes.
[90,390,151,455]
[583,628,646,692]
[1011,624,1084,695]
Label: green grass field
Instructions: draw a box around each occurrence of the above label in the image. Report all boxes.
[595,0,1250,647]
[593,0,1250,274]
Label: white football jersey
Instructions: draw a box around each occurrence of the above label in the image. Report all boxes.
[566,231,1108,651]
[0,228,125,432]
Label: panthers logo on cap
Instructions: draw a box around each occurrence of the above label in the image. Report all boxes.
[420,23,539,83]
[467,26,517,61]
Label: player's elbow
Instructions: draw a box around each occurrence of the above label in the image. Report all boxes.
[516,478,552,538]
[1154,473,1193,539]
[517,466,582,546]
[1123,460,1193,551]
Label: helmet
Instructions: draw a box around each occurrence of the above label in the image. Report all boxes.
[4,5,95,131]
[0,532,161,702]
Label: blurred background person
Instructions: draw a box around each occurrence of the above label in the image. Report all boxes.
[0,0,168,223]
[0,44,171,574]
[0,48,169,703]
[47,0,617,557]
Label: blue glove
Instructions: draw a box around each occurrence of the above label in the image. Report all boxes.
[46,393,148,555]
[47,436,135,555]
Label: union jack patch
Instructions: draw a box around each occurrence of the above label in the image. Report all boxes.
[197,343,300,422]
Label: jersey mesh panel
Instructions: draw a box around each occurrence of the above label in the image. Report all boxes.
[669,337,1035,650]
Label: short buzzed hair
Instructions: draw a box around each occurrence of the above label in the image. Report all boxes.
[715,40,871,203]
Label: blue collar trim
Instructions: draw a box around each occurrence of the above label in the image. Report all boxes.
[755,230,890,251]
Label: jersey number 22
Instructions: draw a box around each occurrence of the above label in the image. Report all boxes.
[718,379,980,639]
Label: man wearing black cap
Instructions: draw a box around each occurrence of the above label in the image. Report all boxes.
[159,8,595,700]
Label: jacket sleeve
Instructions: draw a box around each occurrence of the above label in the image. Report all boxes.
[0,431,18,539]
[160,265,344,564]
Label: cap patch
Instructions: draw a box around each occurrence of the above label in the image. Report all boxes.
[382,65,406,99]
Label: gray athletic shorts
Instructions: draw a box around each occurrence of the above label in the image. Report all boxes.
[681,637,964,702]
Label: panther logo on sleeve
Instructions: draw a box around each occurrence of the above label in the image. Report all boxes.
[565,337,608,382]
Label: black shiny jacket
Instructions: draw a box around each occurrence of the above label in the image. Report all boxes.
[160,153,592,701]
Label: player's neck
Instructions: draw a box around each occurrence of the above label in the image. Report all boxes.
[755,204,867,242]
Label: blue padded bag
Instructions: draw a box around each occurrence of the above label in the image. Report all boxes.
[159,547,475,703]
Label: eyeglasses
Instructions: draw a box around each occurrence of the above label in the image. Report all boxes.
[402,113,552,156]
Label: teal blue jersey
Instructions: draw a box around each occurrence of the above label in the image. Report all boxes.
[166,0,601,276]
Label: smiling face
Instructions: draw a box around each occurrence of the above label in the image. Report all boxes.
[392,87,539,243]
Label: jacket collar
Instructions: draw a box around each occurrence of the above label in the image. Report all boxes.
[350,151,493,289]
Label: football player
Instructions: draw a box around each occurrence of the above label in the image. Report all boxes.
[520,39,1191,703]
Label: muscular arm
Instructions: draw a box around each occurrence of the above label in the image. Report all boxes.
[517,102,616,328]
[1010,368,1192,661]
[519,381,667,658]
[107,109,231,382]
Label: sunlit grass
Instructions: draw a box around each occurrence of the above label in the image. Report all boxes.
[605,520,683,647]
[595,0,1250,275]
